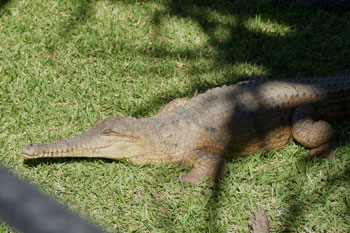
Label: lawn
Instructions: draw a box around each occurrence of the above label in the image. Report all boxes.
[0,0,350,232]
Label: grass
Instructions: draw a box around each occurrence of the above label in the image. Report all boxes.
[0,0,350,232]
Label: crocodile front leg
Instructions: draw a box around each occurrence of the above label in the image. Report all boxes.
[179,150,228,185]
[292,104,338,159]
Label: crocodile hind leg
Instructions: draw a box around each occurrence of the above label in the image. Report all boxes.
[179,150,228,185]
[292,104,338,159]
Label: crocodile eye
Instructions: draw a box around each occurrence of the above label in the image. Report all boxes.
[102,128,115,135]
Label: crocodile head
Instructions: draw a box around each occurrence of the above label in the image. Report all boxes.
[22,117,149,163]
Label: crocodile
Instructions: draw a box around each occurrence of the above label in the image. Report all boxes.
[22,75,350,185]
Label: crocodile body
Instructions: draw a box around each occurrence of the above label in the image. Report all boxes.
[22,75,350,184]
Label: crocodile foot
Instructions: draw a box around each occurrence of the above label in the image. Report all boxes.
[309,137,338,160]
[180,150,228,185]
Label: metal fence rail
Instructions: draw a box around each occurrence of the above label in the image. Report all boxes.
[0,166,105,233]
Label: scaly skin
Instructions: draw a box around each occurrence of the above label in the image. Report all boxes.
[22,75,350,185]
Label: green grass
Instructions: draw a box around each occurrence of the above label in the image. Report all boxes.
[1,0,350,232]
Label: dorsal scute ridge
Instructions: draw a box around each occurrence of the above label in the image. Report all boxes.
[189,84,234,104]
[181,75,350,115]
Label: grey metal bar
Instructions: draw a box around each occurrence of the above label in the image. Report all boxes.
[0,166,105,233]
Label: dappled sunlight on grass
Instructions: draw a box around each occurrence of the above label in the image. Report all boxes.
[0,0,350,232]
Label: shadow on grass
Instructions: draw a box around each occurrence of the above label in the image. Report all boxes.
[24,157,114,167]
[116,0,349,117]
[207,182,225,232]
[32,0,350,231]
[59,0,94,38]
[143,1,349,230]
[145,1,349,231]
[0,0,10,12]
[165,0,348,76]
[280,155,350,231]
[0,0,9,7]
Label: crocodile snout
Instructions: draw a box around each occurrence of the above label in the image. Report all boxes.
[22,144,38,157]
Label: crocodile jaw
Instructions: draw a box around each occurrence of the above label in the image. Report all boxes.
[22,116,149,161]
[22,136,143,160]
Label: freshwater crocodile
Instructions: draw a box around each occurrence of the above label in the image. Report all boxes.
[22,75,350,185]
